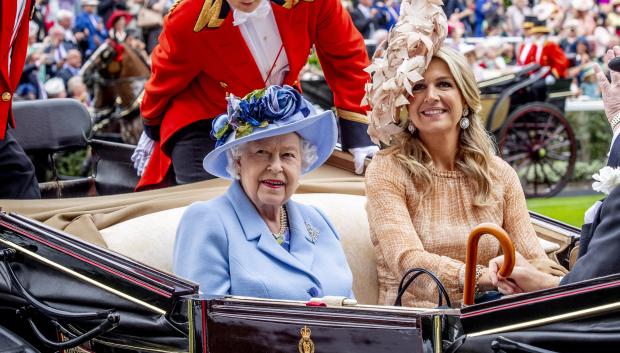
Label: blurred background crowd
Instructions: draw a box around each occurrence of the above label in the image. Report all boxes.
[346,0,617,99]
[16,0,617,105]
[16,0,162,105]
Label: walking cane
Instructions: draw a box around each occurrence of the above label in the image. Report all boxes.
[463,223,516,306]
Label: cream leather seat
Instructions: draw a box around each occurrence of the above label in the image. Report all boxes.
[100,193,380,305]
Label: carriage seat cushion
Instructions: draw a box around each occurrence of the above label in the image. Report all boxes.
[99,193,559,306]
[100,193,379,305]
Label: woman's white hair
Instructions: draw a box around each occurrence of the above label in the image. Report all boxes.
[225,137,318,179]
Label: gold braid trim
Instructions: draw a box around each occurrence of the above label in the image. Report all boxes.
[282,0,314,9]
[282,0,298,9]
[168,0,183,14]
[336,108,369,124]
[194,0,225,32]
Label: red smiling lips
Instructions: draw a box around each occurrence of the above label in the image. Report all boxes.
[262,180,285,188]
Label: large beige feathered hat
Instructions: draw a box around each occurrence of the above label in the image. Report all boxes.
[363,0,448,145]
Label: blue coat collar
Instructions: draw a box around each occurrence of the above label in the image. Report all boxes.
[226,182,319,282]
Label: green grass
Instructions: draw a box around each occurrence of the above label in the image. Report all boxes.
[526,194,604,227]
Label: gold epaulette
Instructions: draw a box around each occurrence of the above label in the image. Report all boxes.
[168,0,184,14]
[194,0,226,31]
[191,0,316,32]
[336,108,369,124]
[282,0,314,9]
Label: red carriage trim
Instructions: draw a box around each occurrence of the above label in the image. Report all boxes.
[461,279,620,318]
[202,301,208,353]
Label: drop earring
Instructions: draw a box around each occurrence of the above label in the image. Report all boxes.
[460,107,470,129]
[408,122,416,134]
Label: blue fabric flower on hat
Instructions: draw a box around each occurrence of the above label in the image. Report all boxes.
[211,114,232,147]
[264,85,305,121]
[211,85,309,146]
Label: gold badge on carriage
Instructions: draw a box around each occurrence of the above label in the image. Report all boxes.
[298,325,315,353]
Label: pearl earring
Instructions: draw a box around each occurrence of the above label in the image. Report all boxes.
[460,107,470,129]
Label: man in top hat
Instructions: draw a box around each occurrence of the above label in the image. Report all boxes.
[530,17,568,81]
[74,0,107,57]
[136,0,378,190]
[0,0,41,199]
[516,16,537,66]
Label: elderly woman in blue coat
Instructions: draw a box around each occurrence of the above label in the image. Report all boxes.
[172,85,354,300]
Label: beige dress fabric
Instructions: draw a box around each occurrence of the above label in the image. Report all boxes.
[365,149,548,308]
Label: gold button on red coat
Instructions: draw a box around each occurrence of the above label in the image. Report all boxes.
[1,92,10,102]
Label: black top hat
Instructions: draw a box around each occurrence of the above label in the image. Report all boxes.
[530,18,550,34]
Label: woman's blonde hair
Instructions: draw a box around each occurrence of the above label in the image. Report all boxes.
[394,45,496,207]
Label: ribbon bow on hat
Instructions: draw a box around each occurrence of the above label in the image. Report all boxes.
[233,0,272,26]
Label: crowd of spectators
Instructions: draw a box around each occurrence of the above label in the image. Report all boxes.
[15,0,169,105]
[349,0,620,99]
[17,0,619,105]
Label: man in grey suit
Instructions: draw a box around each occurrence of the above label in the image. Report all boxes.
[488,46,620,293]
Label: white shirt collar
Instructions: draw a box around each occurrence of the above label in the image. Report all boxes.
[232,0,272,26]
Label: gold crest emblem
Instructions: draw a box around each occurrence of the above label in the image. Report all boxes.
[298,325,315,353]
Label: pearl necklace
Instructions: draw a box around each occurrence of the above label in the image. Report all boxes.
[272,206,288,245]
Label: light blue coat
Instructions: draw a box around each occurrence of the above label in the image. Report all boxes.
[173,182,354,300]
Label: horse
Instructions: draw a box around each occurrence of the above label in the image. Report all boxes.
[80,36,150,144]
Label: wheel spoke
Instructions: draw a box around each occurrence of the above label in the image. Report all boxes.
[533,163,539,195]
[518,160,533,187]
[546,151,571,161]
[541,158,564,182]
[545,140,572,151]
[539,113,555,145]
[504,152,531,163]
[501,104,576,197]
[502,141,529,152]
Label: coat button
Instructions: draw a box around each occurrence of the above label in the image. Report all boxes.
[219,81,228,88]
[1,92,10,102]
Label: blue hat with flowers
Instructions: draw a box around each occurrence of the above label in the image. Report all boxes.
[203,85,337,179]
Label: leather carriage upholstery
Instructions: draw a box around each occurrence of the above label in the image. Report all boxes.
[100,193,381,305]
[12,99,139,197]
[99,193,569,305]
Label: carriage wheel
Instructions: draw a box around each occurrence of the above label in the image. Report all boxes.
[498,102,576,198]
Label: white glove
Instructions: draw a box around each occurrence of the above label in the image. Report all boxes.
[544,74,556,86]
[349,145,379,174]
[131,131,155,176]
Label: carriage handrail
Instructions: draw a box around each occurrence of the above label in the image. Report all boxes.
[478,63,540,89]
[463,223,516,306]
[1,253,114,320]
[484,65,550,132]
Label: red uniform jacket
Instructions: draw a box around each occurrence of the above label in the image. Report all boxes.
[1,0,32,140]
[139,0,371,190]
[517,41,537,66]
[537,41,568,78]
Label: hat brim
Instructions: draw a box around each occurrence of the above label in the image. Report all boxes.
[202,110,337,179]
[530,26,550,34]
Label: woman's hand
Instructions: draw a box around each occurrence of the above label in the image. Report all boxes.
[488,253,561,294]
[487,251,529,286]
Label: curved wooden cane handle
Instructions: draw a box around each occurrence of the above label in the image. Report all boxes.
[463,223,516,306]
